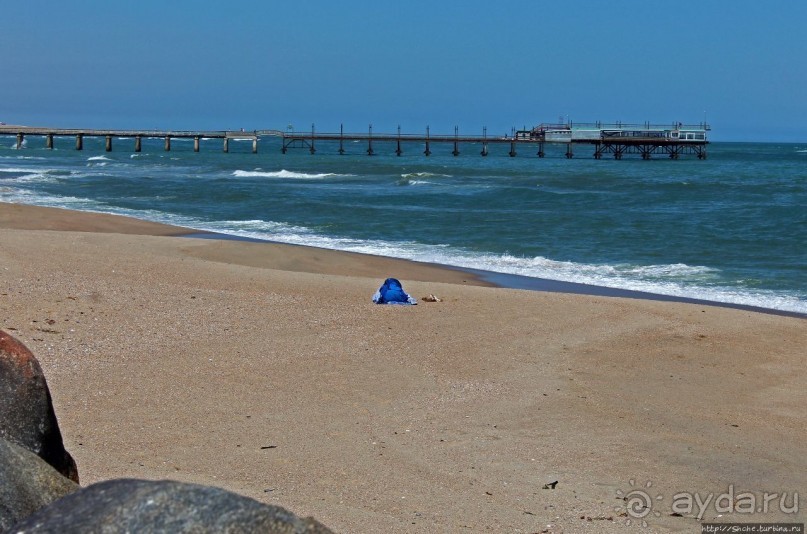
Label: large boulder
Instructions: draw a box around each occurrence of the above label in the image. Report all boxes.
[9,478,334,533]
[0,437,79,532]
[0,330,79,483]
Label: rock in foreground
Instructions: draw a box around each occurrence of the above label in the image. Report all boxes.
[10,478,334,533]
[0,437,79,533]
[0,330,78,483]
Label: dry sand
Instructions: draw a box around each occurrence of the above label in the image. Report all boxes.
[1,203,805,532]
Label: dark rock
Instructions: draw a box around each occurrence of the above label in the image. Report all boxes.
[0,330,79,483]
[0,437,79,532]
[10,478,334,533]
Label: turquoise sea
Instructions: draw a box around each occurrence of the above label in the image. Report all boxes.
[1,134,805,315]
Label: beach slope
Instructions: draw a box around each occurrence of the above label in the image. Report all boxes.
[1,204,804,532]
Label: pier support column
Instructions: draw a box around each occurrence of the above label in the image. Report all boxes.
[565,144,573,159]
[15,133,23,149]
[76,134,83,151]
[193,136,200,152]
[481,128,488,156]
[223,138,229,153]
[338,124,345,155]
[105,135,112,152]
[164,136,171,151]
[537,143,545,158]
[367,124,374,156]
[509,140,517,157]
[253,137,258,154]
[424,126,431,156]
[396,126,402,156]
[452,126,459,156]
[46,134,53,149]
[135,136,142,152]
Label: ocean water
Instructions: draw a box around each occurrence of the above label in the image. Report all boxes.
[1,135,805,314]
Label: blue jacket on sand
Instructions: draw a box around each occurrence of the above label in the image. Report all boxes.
[372,278,417,305]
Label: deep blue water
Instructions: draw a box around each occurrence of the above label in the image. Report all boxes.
[1,135,805,313]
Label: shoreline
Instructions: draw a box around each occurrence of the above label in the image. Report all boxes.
[184,232,806,319]
[3,202,800,318]
[2,201,806,531]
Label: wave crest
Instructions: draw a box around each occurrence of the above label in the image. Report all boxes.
[232,169,339,179]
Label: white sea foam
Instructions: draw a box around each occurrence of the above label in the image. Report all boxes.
[0,167,62,184]
[232,169,339,179]
[0,155,47,160]
[397,177,435,186]
[0,167,50,174]
[0,189,97,209]
[400,172,452,179]
[87,156,112,161]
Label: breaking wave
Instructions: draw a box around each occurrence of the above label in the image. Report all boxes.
[232,169,341,179]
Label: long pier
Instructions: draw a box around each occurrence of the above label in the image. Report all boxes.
[1,121,710,160]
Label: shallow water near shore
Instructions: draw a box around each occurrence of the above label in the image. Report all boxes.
[1,135,805,313]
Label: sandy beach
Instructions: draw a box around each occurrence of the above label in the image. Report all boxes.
[1,202,805,532]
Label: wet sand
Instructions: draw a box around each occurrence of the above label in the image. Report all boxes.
[1,203,805,532]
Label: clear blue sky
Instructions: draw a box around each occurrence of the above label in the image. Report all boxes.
[3,1,806,141]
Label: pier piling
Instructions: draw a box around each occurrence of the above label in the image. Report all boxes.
[223,138,229,153]
[193,136,200,152]
[16,133,23,150]
[481,127,488,156]
[135,136,142,152]
[75,134,83,151]
[46,134,53,149]
[164,136,171,151]
[105,135,112,152]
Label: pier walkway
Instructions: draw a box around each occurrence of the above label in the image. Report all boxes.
[1,121,710,159]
